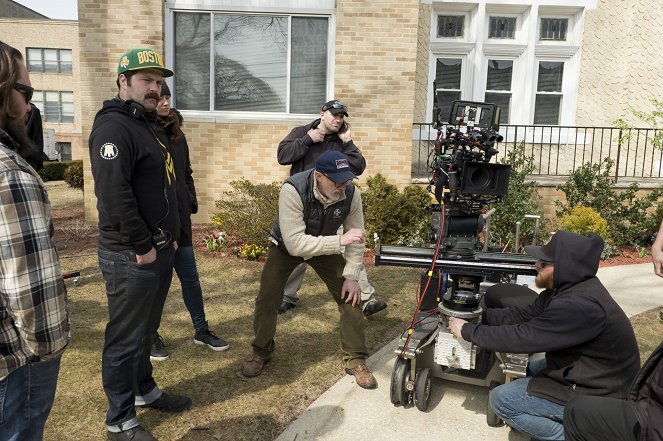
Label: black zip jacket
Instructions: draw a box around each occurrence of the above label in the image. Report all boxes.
[89,97,180,255]
[160,110,197,247]
[277,119,366,176]
[461,231,640,405]
[629,340,663,441]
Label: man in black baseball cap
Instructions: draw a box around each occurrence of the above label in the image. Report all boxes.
[243,151,377,389]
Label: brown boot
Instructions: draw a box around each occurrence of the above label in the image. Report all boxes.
[242,354,269,377]
[345,364,377,389]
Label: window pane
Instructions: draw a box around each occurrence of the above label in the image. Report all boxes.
[537,61,564,92]
[437,15,464,38]
[534,94,561,125]
[43,49,58,73]
[31,91,44,114]
[435,58,462,89]
[484,92,510,125]
[540,18,568,41]
[44,91,59,121]
[435,91,461,124]
[27,48,43,72]
[488,16,516,39]
[61,92,74,123]
[58,142,72,160]
[174,12,211,111]
[486,60,512,91]
[290,17,327,114]
[214,15,287,112]
[59,49,73,74]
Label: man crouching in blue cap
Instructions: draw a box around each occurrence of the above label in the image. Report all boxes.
[242,150,377,389]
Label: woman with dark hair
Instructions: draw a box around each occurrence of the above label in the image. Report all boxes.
[150,82,229,360]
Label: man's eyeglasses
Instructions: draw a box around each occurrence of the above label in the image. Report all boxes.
[322,173,351,188]
[322,101,347,112]
[14,82,34,103]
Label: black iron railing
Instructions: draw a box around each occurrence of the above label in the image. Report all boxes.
[411,123,663,182]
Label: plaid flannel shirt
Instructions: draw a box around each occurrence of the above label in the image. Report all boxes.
[0,132,70,381]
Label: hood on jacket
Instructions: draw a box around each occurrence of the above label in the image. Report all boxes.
[551,231,604,292]
[93,96,157,123]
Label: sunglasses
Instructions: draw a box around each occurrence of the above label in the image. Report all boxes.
[14,82,34,103]
[322,101,347,112]
[322,173,351,188]
[536,260,554,270]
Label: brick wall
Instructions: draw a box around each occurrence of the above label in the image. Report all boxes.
[80,0,421,224]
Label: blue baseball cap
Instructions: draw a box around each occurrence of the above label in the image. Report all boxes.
[316,151,355,183]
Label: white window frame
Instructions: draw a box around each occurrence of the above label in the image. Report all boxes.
[426,2,590,126]
[164,0,336,122]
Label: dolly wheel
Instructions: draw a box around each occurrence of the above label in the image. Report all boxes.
[389,357,410,405]
[487,380,504,426]
[413,368,431,411]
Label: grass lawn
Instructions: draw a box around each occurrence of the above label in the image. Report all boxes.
[42,182,663,440]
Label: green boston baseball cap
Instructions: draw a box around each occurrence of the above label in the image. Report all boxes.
[117,48,174,77]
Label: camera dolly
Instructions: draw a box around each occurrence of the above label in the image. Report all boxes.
[376,246,537,422]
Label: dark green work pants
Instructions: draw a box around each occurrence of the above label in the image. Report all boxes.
[251,244,368,368]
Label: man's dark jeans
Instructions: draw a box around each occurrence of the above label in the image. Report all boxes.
[98,246,174,430]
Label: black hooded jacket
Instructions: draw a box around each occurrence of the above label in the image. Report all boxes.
[461,231,640,405]
[89,97,180,255]
[277,119,366,176]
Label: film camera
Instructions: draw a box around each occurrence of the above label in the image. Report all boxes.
[375,98,536,418]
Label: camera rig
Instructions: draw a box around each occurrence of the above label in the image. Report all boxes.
[375,99,537,419]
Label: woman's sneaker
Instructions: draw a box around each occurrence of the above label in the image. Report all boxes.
[150,333,169,361]
[194,324,230,352]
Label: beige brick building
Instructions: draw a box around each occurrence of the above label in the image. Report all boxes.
[72,0,662,224]
[0,12,83,161]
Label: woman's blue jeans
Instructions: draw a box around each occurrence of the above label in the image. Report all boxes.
[0,356,62,441]
[174,246,206,330]
[489,358,566,441]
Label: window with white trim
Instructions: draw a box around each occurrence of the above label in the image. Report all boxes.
[428,4,584,126]
[32,91,74,123]
[534,61,564,125]
[172,11,329,113]
[484,59,513,124]
[26,48,73,74]
[434,58,463,123]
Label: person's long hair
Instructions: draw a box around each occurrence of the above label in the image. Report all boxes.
[157,108,184,142]
[0,41,36,157]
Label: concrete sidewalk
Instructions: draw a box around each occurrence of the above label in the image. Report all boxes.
[276,262,661,441]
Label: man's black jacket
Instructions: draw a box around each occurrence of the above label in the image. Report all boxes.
[462,231,640,405]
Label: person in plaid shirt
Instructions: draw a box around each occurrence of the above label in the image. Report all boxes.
[0,41,70,440]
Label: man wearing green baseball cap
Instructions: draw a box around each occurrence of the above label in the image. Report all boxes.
[89,48,186,441]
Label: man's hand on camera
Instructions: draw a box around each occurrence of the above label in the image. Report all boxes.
[448,316,468,339]
[339,122,352,144]
[340,279,361,307]
[137,247,157,265]
[307,128,324,143]
[340,228,365,246]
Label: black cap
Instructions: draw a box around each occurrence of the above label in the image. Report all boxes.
[524,233,558,263]
[321,100,348,117]
[315,150,355,183]
[160,82,171,97]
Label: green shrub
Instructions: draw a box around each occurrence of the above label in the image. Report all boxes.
[63,160,84,190]
[361,174,431,247]
[211,179,280,248]
[556,158,663,246]
[487,142,548,252]
[559,206,609,239]
[38,160,74,181]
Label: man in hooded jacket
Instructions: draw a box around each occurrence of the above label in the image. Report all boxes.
[449,231,640,441]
